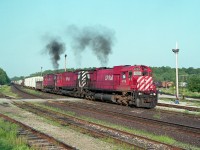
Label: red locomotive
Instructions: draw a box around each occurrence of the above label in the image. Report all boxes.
[43,65,158,108]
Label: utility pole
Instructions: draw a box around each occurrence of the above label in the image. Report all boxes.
[41,67,43,76]
[65,54,67,72]
[172,42,179,103]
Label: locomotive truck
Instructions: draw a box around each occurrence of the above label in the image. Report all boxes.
[42,65,158,108]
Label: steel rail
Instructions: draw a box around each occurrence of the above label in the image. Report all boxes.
[14,101,183,150]
[0,113,76,150]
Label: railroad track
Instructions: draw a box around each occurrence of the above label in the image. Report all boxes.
[12,84,49,99]
[44,101,200,146]
[13,101,183,150]
[52,101,200,131]
[0,113,76,150]
[12,84,68,99]
[157,103,200,112]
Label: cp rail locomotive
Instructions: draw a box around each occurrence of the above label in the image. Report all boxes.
[13,65,158,108]
[42,65,158,108]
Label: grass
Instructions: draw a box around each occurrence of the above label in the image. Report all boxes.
[23,88,42,96]
[153,113,161,119]
[0,118,31,150]
[159,97,200,109]
[102,137,135,150]
[160,87,200,98]
[0,85,19,98]
[159,97,174,101]
[33,102,200,150]
[191,101,200,107]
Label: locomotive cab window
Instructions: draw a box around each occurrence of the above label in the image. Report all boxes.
[143,71,148,76]
[142,67,148,76]
[122,72,126,79]
[129,71,132,78]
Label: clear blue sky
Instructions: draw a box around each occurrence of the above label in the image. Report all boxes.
[0,0,200,78]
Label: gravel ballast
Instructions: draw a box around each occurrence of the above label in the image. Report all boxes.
[0,98,117,150]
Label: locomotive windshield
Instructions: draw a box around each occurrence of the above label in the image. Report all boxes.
[143,71,148,76]
[133,66,150,76]
[142,67,149,76]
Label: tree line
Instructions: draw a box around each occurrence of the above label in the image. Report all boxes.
[0,68,10,85]
[151,66,200,92]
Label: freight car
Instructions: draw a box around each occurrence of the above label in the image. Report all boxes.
[42,65,158,108]
[12,80,23,85]
[24,76,43,89]
[13,76,43,88]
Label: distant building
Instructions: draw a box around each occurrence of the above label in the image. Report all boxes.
[162,81,174,88]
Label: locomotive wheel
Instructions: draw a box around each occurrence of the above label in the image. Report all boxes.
[122,100,128,106]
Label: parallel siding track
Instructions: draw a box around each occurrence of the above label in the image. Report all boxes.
[13,101,183,150]
[0,113,76,150]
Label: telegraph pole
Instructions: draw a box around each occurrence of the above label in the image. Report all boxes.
[172,42,179,103]
[41,67,43,76]
[65,54,67,72]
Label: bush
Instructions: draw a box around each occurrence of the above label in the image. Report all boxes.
[187,75,200,92]
[0,68,10,85]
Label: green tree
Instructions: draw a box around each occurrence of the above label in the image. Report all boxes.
[0,68,10,85]
[187,75,200,92]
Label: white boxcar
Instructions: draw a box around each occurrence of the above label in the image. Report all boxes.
[24,76,43,88]
[15,80,23,85]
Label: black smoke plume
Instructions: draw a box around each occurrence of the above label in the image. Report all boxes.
[67,25,115,66]
[45,39,66,69]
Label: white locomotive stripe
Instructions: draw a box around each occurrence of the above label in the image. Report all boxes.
[137,77,145,88]
[137,77,142,83]
[82,82,86,87]
[139,84,145,91]
[143,77,150,90]
[82,75,87,80]
[144,83,150,91]
[139,78,146,90]
[82,71,87,76]
[138,76,152,91]
[137,76,144,83]
[144,77,153,91]
[145,77,152,84]
[137,81,144,89]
